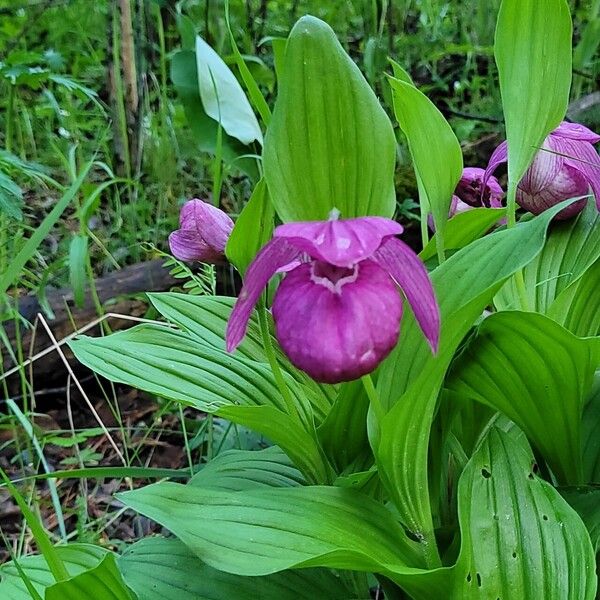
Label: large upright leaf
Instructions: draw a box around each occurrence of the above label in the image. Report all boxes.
[389,77,463,249]
[446,311,600,484]
[495,0,572,189]
[373,203,572,567]
[452,428,596,599]
[582,373,600,483]
[263,16,396,222]
[195,36,262,145]
[496,199,600,312]
[119,537,362,600]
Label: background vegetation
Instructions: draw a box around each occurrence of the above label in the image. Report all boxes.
[0,0,598,567]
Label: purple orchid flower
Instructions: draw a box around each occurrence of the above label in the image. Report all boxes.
[225,213,440,384]
[428,167,504,230]
[169,199,234,263]
[483,121,600,220]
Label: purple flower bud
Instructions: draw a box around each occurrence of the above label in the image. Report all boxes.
[483,121,600,220]
[226,214,440,383]
[168,199,234,263]
[428,168,504,230]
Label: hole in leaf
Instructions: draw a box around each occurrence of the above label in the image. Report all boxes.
[512,552,517,558]
[528,473,535,480]
[481,468,492,479]
[532,462,539,474]
[466,573,472,583]
[476,573,482,587]
[542,515,548,521]
[403,528,423,543]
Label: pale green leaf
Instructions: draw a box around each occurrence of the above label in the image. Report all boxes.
[495,0,572,187]
[68,234,88,309]
[118,537,362,600]
[195,36,262,145]
[388,76,463,251]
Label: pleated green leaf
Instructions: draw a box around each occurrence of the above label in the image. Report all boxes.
[373,203,572,565]
[389,76,463,250]
[453,428,596,599]
[582,373,600,483]
[446,311,600,484]
[188,446,305,491]
[118,484,423,576]
[495,0,572,188]
[560,486,600,553]
[263,16,396,221]
[118,537,363,600]
[496,200,600,313]
[68,324,307,416]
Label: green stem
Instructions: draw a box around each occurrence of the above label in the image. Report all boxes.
[506,181,531,310]
[361,374,386,423]
[257,304,297,418]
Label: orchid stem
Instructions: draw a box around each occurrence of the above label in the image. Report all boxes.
[361,374,386,423]
[257,303,297,418]
[506,180,532,311]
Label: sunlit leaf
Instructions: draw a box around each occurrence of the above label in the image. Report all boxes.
[264,16,396,222]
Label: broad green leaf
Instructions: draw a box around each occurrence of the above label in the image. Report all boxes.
[68,234,88,308]
[389,76,463,251]
[146,292,336,415]
[263,16,396,222]
[118,483,422,575]
[496,199,600,312]
[446,311,600,484]
[560,486,600,553]
[582,373,600,483]
[549,259,600,337]
[225,179,274,274]
[494,0,572,188]
[217,405,332,485]
[453,428,596,599]
[195,36,262,145]
[317,380,371,473]
[188,446,305,491]
[0,545,109,600]
[420,207,505,262]
[68,324,308,417]
[373,203,572,565]
[170,51,258,180]
[45,553,135,600]
[119,537,363,600]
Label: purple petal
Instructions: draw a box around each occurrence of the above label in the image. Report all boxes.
[274,217,403,267]
[553,121,600,144]
[456,167,504,208]
[168,230,223,263]
[179,199,234,253]
[272,260,402,383]
[372,237,440,351]
[482,141,508,188]
[558,138,600,211]
[226,238,301,352]
[520,138,564,196]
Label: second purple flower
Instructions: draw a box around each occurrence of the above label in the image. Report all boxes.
[226,213,440,383]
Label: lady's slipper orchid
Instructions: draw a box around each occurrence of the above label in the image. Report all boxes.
[226,214,440,383]
[429,167,504,229]
[483,121,600,220]
[169,199,234,263]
